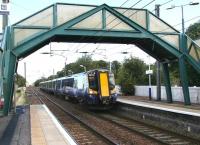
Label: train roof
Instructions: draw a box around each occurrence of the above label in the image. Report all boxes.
[87,69,109,73]
[39,69,111,84]
[39,72,86,84]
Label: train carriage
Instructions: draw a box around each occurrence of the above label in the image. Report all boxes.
[39,69,118,108]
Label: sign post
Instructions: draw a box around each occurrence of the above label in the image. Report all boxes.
[146,69,153,100]
[0,3,9,15]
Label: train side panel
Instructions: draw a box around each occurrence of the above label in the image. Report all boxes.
[39,69,118,108]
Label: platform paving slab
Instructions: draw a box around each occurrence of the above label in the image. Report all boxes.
[0,105,31,145]
[30,105,77,145]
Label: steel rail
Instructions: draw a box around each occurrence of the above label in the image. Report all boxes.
[33,89,118,145]
[94,112,198,145]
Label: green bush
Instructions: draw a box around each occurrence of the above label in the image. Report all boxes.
[120,80,135,95]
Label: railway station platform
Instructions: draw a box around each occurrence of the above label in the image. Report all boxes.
[0,105,77,145]
[30,105,76,145]
[0,105,30,145]
[116,96,200,140]
[117,96,200,117]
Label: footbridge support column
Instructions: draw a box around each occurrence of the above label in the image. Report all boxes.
[162,63,172,103]
[3,50,17,115]
[2,26,17,115]
[179,34,191,105]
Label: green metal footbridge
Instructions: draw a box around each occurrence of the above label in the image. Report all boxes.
[0,3,200,115]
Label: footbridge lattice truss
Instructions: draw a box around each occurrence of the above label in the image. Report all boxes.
[0,3,200,115]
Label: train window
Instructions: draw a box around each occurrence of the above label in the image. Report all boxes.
[74,80,77,88]
[56,80,61,89]
[109,73,115,90]
[47,82,50,88]
[62,78,74,87]
[88,73,98,90]
[50,82,53,89]
[52,81,55,89]
[69,79,74,87]
[62,79,67,87]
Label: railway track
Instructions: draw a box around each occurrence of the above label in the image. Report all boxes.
[26,88,43,104]
[32,89,160,144]
[95,113,197,145]
[31,88,116,145]
[29,88,199,145]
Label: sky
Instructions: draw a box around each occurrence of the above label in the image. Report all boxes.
[3,0,200,84]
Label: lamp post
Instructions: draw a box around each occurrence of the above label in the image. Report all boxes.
[41,52,67,76]
[68,70,73,75]
[155,4,161,101]
[146,55,153,100]
[24,62,26,87]
[80,65,86,72]
[167,2,199,33]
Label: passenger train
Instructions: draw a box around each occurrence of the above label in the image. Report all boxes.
[39,69,118,108]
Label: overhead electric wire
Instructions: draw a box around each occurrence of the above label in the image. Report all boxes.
[160,15,200,33]
[81,0,199,60]
[151,0,173,12]
[104,0,143,29]
[73,0,134,53]
[89,0,155,56]
[106,45,135,57]
[77,0,156,55]
[152,14,200,43]
[109,0,155,31]
[76,0,144,53]
[74,0,144,53]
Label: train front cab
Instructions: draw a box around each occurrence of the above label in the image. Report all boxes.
[87,70,117,106]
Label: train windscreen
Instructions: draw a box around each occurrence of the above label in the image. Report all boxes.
[109,73,115,90]
[88,72,98,91]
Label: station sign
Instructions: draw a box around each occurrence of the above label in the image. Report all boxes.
[146,70,153,75]
[0,3,10,15]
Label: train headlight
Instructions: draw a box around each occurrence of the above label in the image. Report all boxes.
[111,88,116,94]
[89,89,97,95]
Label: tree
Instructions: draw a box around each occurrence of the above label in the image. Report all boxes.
[169,61,200,86]
[93,60,108,69]
[186,22,200,39]
[62,55,94,75]
[117,57,149,95]
[111,61,121,80]
[16,74,26,87]
[187,63,200,86]
[34,77,47,87]
[34,56,160,92]
[175,21,200,86]
[169,62,181,86]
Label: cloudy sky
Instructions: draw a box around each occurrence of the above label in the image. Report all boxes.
[4,0,200,84]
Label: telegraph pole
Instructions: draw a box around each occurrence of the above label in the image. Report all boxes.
[155,4,161,101]
[1,0,9,78]
[2,0,9,32]
[24,62,26,87]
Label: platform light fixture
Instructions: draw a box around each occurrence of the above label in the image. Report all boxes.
[80,65,86,72]
[166,2,199,33]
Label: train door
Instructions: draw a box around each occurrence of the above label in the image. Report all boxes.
[99,72,110,98]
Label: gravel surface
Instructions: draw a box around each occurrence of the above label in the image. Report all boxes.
[40,90,161,145]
